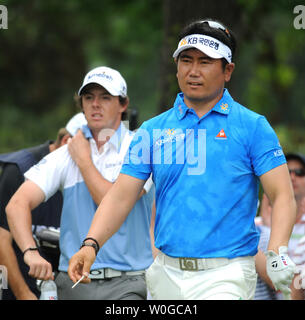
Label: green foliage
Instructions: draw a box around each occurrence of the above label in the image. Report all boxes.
[276,125,305,155]
[0,104,75,153]
[0,0,304,155]
[231,0,305,154]
[0,0,162,152]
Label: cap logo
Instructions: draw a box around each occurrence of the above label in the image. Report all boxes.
[88,71,113,82]
[173,34,232,63]
[179,39,187,46]
[180,36,220,51]
[78,67,127,97]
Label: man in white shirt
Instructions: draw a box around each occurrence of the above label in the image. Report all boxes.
[6,66,154,300]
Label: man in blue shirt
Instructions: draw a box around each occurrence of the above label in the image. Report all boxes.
[68,20,297,299]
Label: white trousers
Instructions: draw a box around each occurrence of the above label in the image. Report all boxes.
[146,253,257,300]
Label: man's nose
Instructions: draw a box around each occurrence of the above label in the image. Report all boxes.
[189,62,200,76]
[92,96,100,108]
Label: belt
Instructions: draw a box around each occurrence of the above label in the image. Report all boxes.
[89,268,145,280]
[159,252,229,271]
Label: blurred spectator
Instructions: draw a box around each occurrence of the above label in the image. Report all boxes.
[255,152,305,299]
[0,127,71,300]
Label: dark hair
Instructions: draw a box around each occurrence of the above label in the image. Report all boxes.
[285,153,305,170]
[178,19,237,69]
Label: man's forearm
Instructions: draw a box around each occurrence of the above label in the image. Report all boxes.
[6,181,46,253]
[268,196,296,253]
[77,160,113,205]
[6,199,54,280]
[6,200,36,253]
[260,164,297,254]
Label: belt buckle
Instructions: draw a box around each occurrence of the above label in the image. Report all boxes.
[90,269,105,279]
[179,258,198,271]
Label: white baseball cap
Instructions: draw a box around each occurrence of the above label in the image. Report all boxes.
[173,34,232,63]
[65,112,87,136]
[78,66,127,97]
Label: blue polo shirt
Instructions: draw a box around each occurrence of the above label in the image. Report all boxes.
[121,89,286,259]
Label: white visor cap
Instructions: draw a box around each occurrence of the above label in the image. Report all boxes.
[78,66,127,97]
[173,34,232,63]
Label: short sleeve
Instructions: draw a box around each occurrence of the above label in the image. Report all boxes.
[249,116,286,177]
[24,145,69,201]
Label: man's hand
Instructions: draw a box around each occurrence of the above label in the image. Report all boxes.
[23,250,54,280]
[68,246,96,284]
[266,246,297,298]
[67,129,91,167]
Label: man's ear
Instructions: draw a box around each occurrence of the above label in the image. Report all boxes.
[120,97,129,113]
[224,62,235,82]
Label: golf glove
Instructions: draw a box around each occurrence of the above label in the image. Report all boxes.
[266,246,296,297]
